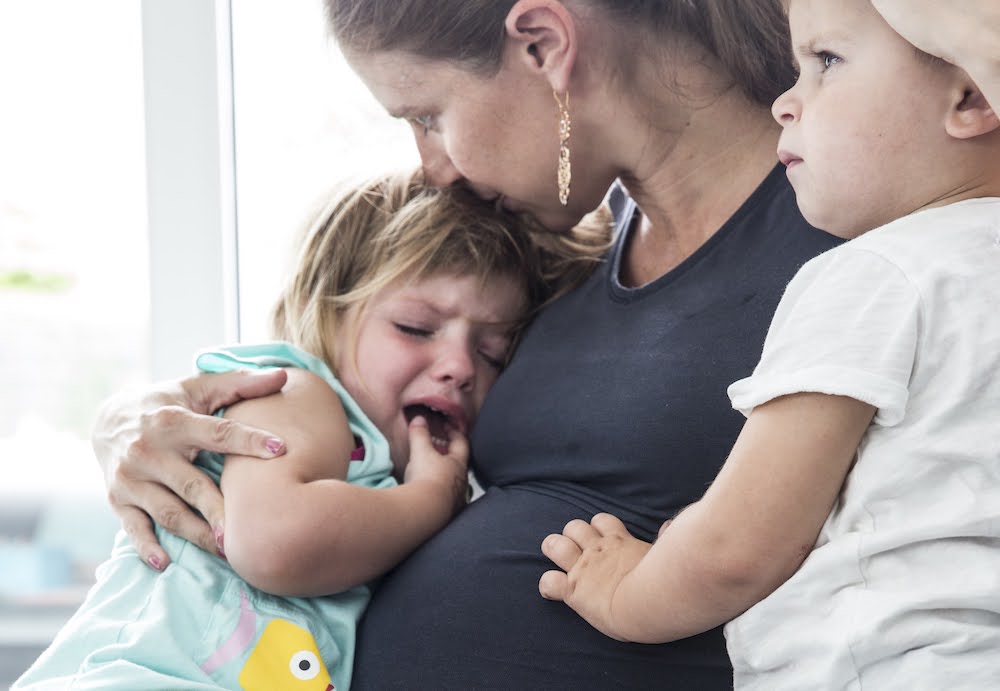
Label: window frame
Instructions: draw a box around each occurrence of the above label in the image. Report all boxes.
[140,0,239,379]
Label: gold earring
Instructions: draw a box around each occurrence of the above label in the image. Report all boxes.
[553,90,571,206]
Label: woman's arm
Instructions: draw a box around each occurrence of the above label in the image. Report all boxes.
[220,368,467,597]
[539,391,875,643]
[871,0,1000,110]
[92,369,289,570]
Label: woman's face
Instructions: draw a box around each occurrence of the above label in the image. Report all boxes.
[344,47,614,232]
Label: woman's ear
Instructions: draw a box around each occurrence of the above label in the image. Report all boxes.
[504,0,577,92]
[946,74,999,140]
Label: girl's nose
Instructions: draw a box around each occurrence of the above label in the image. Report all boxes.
[432,340,476,391]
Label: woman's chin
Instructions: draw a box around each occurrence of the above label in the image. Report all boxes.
[532,206,587,234]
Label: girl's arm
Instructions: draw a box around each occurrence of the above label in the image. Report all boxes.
[220,367,466,597]
[539,391,874,643]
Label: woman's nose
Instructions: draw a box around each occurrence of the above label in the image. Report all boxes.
[415,136,463,187]
[771,86,801,126]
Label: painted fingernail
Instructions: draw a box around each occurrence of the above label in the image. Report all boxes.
[264,438,285,455]
[215,525,226,559]
[148,554,163,571]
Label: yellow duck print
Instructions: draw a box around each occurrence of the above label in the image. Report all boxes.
[238,619,334,691]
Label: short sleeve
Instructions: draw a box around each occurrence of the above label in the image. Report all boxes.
[728,247,919,426]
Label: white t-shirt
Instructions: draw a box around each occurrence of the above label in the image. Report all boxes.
[725,198,1000,690]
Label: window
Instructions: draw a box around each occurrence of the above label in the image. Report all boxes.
[230,0,418,340]
[0,1,416,684]
[0,1,147,683]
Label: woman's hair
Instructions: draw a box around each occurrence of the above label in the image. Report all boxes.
[324,0,795,106]
[271,169,610,370]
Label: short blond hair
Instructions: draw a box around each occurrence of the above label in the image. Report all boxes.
[271,169,611,371]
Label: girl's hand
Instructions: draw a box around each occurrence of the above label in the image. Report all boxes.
[92,368,288,570]
[403,416,470,516]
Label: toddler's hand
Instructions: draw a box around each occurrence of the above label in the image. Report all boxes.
[539,513,653,642]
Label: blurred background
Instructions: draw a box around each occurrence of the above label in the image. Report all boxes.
[0,0,416,684]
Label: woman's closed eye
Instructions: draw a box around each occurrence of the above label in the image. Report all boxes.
[409,114,436,136]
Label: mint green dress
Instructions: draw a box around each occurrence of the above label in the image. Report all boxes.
[13,342,396,691]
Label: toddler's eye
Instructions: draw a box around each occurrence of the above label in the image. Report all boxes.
[819,52,842,70]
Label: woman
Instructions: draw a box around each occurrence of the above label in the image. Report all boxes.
[94,1,841,687]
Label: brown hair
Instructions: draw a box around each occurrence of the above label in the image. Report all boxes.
[325,0,795,106]
[271,169,610,370]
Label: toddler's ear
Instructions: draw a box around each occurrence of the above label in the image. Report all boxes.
[946,76,998,140]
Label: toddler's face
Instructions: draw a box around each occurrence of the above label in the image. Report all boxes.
[333,271,527,475]
[773,0,958,238]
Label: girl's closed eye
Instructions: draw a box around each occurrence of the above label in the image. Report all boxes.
[478,348,506,371]
[477,333,513,371]
[395,322,433,338]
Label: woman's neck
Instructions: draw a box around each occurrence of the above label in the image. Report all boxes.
[616,93,781,287]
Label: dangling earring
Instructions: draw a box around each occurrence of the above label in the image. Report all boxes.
[553,90,571,206]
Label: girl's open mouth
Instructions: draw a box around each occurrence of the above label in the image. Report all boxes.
[404,403,454,453]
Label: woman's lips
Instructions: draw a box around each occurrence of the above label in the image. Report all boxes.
[499,195,520,212]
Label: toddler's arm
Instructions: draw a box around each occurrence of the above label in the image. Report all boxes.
[220,368,466,597]
[539,391,874,643]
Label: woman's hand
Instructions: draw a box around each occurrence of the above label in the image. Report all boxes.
[92,369,288,570]
[871,1,1000,109]
[870,1,990,63]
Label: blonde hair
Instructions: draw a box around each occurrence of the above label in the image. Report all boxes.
[271,168,611,370]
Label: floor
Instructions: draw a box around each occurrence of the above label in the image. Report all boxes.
[0,600,80,687]
[0,495,117,687]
